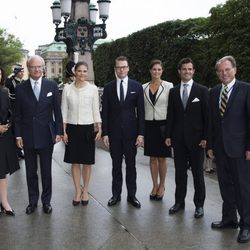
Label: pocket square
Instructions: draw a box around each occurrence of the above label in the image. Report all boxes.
[192,97,200,102]
[47,92,52,97]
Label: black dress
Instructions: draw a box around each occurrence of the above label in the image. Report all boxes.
[144,90,171,157]
[0,88,20,178]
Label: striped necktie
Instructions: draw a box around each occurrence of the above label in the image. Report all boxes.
[33,81,40,100]
[182,83,188,109]
[219,85,228,116]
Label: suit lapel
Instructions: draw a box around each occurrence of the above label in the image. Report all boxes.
[225,81,239,114]
[112,80,120,104]
[175,84,184,110]
[185,83,197,109]
[144,83,154,107]
[154,82,164,105]
[214,85,222,116]
[26,80,38,103]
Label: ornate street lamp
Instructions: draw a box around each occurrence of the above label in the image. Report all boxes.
[51,0,111,81]
[51,0,111,56]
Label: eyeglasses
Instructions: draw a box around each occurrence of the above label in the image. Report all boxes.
[115,66,128,70]
[29,66,43,70]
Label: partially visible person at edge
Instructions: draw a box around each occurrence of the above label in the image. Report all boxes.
[143,59,173,201]
[102,56,144,209]
[207,55,250,244]
[61,61,102,206]
[15,55,63,215]
[58,60,75,92]
[5,64,25,160]
[0,66,20,216]
[165,58,208,219]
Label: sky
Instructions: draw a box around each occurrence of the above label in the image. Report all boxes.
[0,0,226,55]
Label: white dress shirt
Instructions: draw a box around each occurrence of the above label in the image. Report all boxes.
[61,81,102,125]
[116,76,128,100]
[30,77,42,93]
[219,78,236,105]
[180,79,193,99]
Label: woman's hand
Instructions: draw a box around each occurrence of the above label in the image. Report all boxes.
[62,133,68,145]
[95,128,102,141]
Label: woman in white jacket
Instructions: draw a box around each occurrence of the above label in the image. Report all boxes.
[143,60,173,201]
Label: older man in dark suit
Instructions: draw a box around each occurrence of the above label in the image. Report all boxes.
[207,55,250,244]
[15,55,63,215]
[165,58,208,219]
[102,56,144,208]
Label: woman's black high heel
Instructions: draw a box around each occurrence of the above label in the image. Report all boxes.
[1,204,15,216]
[155,188,165,201]
[149,193,157,200]
[72,200,80,206]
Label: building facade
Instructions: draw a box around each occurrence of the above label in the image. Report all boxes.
[36,42,67,82]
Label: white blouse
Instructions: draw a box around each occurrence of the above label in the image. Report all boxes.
[61,82,102,125]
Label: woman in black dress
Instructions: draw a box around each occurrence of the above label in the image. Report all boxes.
[0,67,20,216]
[143,60,173,201]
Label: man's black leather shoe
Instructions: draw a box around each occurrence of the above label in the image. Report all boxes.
[26,204,37,215]
[194,207,204,219]
[237,229,250,243]
[211,221,238,229]
[43,204,53,214]
[169,203,185,214]
[127,197,141,208]
[107,196,121,207]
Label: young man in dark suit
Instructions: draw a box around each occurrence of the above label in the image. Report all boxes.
[102,56,144,208]
[207,55,250,244]
[165,58,208,218]
[15,55,63,215]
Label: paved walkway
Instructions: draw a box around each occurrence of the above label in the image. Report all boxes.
[0,142,249,250]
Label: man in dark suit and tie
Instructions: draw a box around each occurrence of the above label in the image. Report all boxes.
[165,58,208,218]
[207,56,250,243]
[102,56,144,208]
[15,55,63,215]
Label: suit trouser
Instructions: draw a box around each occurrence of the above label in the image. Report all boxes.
[109,138,137,198]
[24,145,54,205]
[215,148,250,229]
[173,144,205,207]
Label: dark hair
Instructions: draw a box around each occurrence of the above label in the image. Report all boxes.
[0,67,6,87]
[75,61,88,71]
[149,59,163,70]
[177,58,195,70]
[115,56,129,66]
[215,55,237,71]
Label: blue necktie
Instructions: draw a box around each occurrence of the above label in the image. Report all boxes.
[120,80,124,104]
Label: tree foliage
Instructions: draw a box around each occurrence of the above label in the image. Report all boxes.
[93,0,250,88]
[0,28,23,74]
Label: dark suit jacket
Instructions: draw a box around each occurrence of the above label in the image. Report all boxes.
[0,87,12,124]
[15,78,63,149]
[208,80,250,157]
[166,82,209,149]
[102,78,144,141]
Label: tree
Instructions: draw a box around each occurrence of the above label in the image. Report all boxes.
[0,28,23,74]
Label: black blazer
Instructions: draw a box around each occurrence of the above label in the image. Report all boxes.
[15,78,63,149]
[102,78,144,141]
[0,87,11,124]
[166,82,209,149]
[208,80,250,157]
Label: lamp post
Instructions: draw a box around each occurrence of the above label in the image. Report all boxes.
[51,0,111,82]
